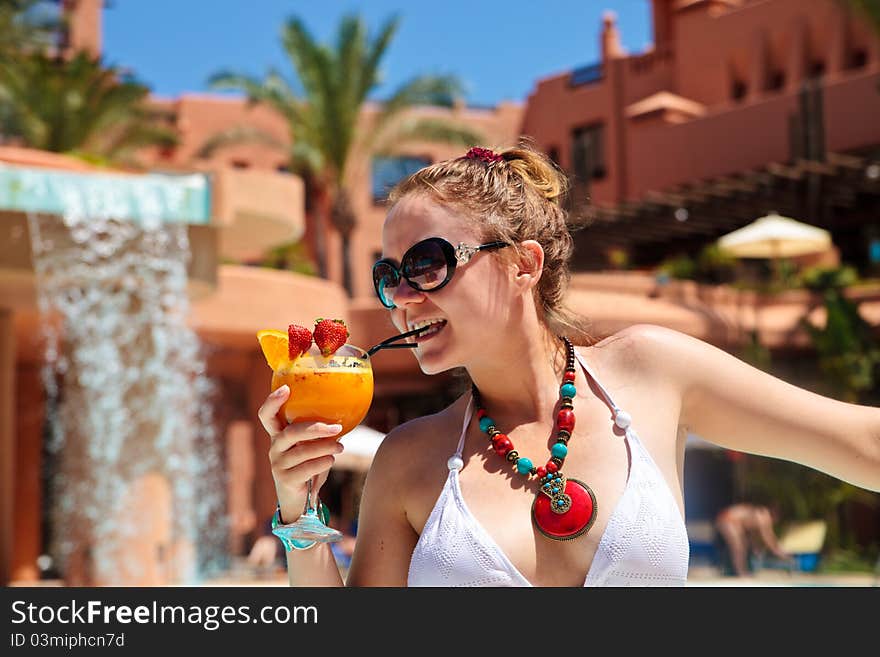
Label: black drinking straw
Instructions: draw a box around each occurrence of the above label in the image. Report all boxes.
[365,325,429,357]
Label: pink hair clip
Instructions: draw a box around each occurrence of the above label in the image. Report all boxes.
[464,147,504,164]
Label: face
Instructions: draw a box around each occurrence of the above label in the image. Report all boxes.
[380,194,523,375]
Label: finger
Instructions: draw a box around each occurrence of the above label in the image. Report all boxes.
[257,385,290,435]
[272,438,344,470]
[279,455,337,484]
[270,421,343,453]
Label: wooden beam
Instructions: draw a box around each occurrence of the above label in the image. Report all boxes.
[826,152,865,170]
[713,176,758,194]
[766,161,803,180]
[644,190,689,207]
[795,158,838,176]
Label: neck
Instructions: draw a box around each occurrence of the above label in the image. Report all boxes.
[468,328,569,430]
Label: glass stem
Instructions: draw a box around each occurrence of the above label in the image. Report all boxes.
[304,476,315,516]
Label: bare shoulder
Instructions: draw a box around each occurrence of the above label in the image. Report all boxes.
[579,323,684,383]
[589,322,714,381]
[368,393,469,487]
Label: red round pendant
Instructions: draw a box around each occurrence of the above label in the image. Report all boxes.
[531,478,597,541]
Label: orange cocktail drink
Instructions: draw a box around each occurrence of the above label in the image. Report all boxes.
[271,344,374,437]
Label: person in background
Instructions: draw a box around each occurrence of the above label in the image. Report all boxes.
[714,502,794,577]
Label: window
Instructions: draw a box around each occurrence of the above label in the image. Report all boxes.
[766,70,786,91]
[849,49,868,70]
[371,156,431,203]
[571,124,605,185]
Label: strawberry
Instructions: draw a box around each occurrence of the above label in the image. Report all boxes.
[313,318,349,357]
[287,324,313,360]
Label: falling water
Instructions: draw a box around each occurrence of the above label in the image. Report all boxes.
[23,176,226,585]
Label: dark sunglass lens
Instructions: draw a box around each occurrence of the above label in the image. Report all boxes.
[372,263,399,308]
[403,240,448,290]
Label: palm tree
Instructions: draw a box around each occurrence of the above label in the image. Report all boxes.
[0,0,62,55]
[0,50,178,166]
[0,0,63,139]
[204,14,483,296]
[798,266,880,403]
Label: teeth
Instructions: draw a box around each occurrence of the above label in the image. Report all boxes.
[409,318,446,332]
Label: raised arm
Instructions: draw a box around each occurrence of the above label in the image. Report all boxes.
[626,324,880,492]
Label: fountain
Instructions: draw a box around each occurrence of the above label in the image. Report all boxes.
[7,164,226,585]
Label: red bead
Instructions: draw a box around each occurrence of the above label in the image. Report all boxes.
[536,466,547,479]
[545,460,559,474]
[492,435,513,456]
[477,408,487,419]
[563,371,576,383]
[557,408,575,433]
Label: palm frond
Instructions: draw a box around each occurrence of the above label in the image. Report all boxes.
[209,68,308,131]
[371,117,483,156]
[0,51,171,162]
[195,124,286,159]
[356,14,399,103]
[376,74,465,123]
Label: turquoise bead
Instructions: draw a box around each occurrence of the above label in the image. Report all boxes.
[479,417,494,433]
[516,457,533,475]
[551,443,568,459]
[560,383,577,398]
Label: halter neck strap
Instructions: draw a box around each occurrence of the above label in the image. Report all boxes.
[572,349,621,413]
[454,394,474,459]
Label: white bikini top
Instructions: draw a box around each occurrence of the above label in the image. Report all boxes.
[407,350,690,586]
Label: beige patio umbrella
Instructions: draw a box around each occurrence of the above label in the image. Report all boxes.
[718,211,833,285]
[336,424,386,472]
[717,212,833,350]
[717,211,832,260]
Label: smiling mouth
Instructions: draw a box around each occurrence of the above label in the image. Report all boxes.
[408,320,447,343]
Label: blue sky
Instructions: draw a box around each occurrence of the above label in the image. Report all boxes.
[103,1,653,106]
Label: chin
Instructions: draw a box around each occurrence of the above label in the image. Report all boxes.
[415,352,449,376]
[413,341,458,376]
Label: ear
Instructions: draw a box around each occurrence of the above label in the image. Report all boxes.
[514,240,544,290]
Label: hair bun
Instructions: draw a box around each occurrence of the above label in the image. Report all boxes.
[502,140,568,205]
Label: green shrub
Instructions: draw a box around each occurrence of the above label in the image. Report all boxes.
[658,254,697,280]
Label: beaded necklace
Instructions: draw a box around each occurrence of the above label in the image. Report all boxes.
[472,336,597,541]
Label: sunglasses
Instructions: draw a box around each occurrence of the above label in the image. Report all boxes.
[372,237,510,309]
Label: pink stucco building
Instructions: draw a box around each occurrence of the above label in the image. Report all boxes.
[3,0,879,584]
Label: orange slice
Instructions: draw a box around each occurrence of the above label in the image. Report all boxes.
[256,329,290,371]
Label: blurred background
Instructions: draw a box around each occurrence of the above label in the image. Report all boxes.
[1,0,879,586]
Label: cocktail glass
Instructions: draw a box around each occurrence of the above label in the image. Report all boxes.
[270,343,373,544]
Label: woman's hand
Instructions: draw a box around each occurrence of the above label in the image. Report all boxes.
[257,384,344,522]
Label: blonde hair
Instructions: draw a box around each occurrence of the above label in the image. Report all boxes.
[388,139,597,346]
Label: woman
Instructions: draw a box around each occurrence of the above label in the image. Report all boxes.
[714,503,793,577]
[258,143,880,587]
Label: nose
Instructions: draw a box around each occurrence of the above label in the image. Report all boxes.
[390,280,426,308]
